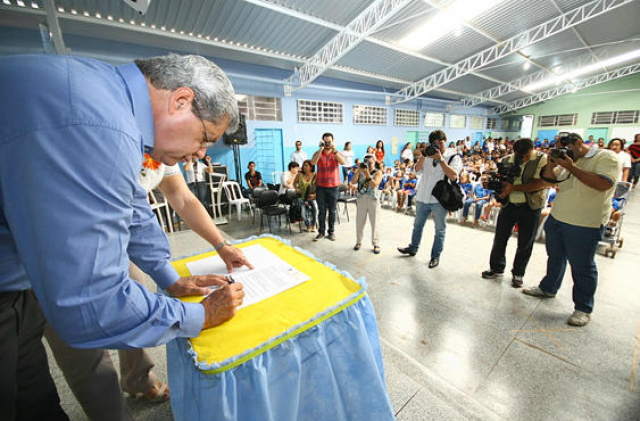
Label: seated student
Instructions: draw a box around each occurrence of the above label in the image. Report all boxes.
[480,189,500,224]
[244,161,263,193]
[346,159,359,196]
[379,167,394,192]
[278,161,300,200]
[462,174,492,226]
[459,172,473,198]
[396,171,416,212]
[534,137,542,149]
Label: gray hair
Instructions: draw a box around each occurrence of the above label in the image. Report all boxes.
[135,54,239,134]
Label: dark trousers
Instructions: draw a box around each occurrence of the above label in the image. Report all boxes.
[630,161,640,185]
[189,181,210,212]
[539,215,603,313]
[316,186,339,235]
[489,203,541,277]
[0,290,68,421]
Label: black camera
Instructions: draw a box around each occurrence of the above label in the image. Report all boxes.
[359,162,368,169]
[424,144,438,156]
[487,155,523,204]
[550,147,573,160]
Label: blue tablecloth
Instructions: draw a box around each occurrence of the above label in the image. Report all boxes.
[166,241,394,421]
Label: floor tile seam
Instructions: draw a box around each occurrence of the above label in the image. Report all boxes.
[380,337,507,421]
[393,389,420,418]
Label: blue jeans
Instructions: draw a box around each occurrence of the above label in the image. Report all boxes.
[301,199,317,227]
[408,201,448,259]
[316,186,339,235]
[462,199,487,220]
[539,215,604,313]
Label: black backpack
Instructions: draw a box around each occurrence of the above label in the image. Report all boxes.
[431,155,464,212]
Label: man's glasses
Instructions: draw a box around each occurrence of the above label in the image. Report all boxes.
[195,104,216,148]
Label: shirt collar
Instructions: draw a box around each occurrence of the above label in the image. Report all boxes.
[116,63,155,152]
[584,144,598,158]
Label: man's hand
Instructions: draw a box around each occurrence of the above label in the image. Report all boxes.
[201,282,245,329]
[166,275,230,297]
[550,154,574,170]
[430,149,443,161]
[499,182,514,199]
[218,245,254,273]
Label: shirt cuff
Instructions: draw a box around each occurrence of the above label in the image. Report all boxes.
[181,302,206,338]
[149,261,181,290]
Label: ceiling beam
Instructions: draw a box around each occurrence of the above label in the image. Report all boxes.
[491,63,640,114]
[241,0,508,88]
[287,0,412,91]
[457,54,604,108]
[391,0,634,104]
[42,0,66,54]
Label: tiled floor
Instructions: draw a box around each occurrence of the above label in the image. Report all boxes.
[50,188,640,420]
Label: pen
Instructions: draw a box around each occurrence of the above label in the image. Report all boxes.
[226,275,235,284]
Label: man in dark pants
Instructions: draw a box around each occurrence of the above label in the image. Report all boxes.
[311,132,346,241]
[481,138,549,287]
[0,291,69,420]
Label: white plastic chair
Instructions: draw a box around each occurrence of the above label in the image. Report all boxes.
[208,173,226,221]
[148,189,173,233]
[222,181,252,221]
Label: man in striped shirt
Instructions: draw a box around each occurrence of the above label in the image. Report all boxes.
[311,132,346,241]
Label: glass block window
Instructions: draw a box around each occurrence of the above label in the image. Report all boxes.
[470,116,484,130]
[486,118,498,130]
[237,95,282,121]
[297,100,343,124]
[394,109,420,126]
[450,114,467,129]
[499,119,510,130]
[424,112,445,127]
[512,120,522,131]
[353,105,388,125]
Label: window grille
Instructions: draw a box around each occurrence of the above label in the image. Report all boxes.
[237,95,282,121]
[592,110,639,124]
[486,118,497,130]
[470,116,484,130]
[297,99,343,124]
[394,109,419,126]
[450,114,467,129]
[353,105,388,125]
[424,112,445,127]
[539,114,577,127]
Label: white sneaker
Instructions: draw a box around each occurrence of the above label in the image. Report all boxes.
[522,286,556,298]
[567,310,591,326]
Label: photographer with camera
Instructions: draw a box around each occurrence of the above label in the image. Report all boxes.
[397,130,462,268]
[481,138,549,288]
[351,154,383,254]
[311,132,346,241]
[522,132,621,326]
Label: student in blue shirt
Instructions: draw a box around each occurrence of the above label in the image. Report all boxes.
[0,54,251,419]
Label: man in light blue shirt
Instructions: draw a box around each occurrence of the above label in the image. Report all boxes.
[0,54,247,420]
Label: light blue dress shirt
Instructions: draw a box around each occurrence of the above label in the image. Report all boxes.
[0,55,204,349]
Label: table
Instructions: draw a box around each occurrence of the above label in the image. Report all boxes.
[166,236,394,421]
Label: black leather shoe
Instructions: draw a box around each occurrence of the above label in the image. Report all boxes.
[397,247,416,256]
[428,257,439,268]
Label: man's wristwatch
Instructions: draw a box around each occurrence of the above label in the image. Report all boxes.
[214,239,232,251]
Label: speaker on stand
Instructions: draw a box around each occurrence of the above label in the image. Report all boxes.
[223,114,248,184]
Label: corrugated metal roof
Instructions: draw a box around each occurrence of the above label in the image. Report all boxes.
[2,0,638,109]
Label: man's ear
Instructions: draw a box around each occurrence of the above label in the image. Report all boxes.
[169,87,195,115]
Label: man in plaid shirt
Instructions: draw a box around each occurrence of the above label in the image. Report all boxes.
[311,132,346,241]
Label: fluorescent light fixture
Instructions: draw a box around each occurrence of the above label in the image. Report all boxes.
[523,61,531,71]
[523,48,640,91]
[398,0,506,51]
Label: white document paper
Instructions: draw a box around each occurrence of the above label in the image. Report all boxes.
[185,244,310,309]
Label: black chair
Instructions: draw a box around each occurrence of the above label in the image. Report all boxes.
[249,187,269,225]
[337,184,357,223]
[255,190,291,234]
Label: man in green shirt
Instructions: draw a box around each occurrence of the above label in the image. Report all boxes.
[522,132,621,326]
